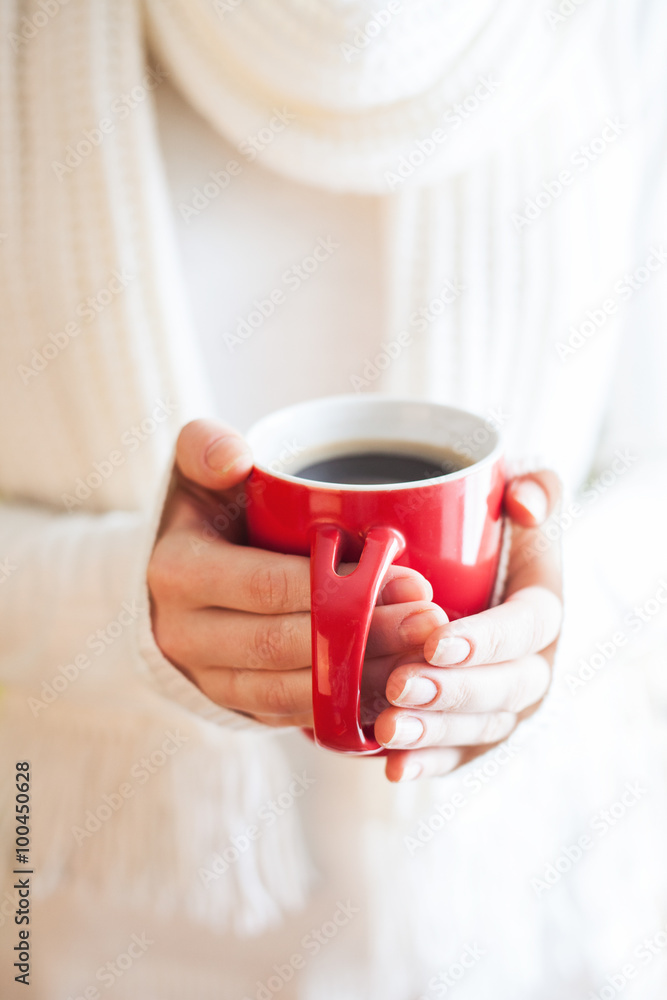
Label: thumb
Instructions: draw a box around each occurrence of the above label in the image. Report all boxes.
[175,419,254,491]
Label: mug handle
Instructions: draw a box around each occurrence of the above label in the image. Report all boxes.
[308,523,406,754]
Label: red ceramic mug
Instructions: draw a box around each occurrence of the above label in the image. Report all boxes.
[245,396,505,756]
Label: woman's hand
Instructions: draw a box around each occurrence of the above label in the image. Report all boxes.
[375,471,564,782]
[147,419,445,728]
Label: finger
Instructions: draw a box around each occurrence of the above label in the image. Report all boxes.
[252,711,314,728]
[375,707,517,750]
[366,602,448,657]
[377,571,433,606]
[164,599,445,674]
[167,534,433,613]
[176,419,254,491]
[197,665,312,717]
[504,470,562,528]
[384,747,467,782]
[361,648,424,696]
[359,649,426,725]
[203,600,445,670]
[385,655,551,713]
[506,493,564,599]
[385,742,513,782]
[166,608,312,671]
[423,585,562,666]
[176,540,314,613]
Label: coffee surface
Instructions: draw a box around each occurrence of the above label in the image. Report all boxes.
[294,444,470,485]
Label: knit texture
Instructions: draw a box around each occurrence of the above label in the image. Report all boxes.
[1,1,667,997]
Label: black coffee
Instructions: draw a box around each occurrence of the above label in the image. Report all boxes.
[294,444,469,485]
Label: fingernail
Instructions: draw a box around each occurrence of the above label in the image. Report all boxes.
[428,636,471,666]
[382,577,431,605]
[393,676,438,707]
[399,608,447,645]
[400,762,423,782]
[205,438,251,475]
[385,715,424,747]
[515,479,548,522]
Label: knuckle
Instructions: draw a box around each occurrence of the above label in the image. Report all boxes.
[476,626,505,665]
[250,618,299,668]
[248,563,293,613]
[479,712,515,744]
[262,673,298,715]
[447,678,473,711]
[251,618,281,665]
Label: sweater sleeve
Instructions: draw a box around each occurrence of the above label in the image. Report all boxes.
[0,454,268,734]
[0,472,315,936]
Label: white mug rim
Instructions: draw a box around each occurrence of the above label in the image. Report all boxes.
[245,394,504,493]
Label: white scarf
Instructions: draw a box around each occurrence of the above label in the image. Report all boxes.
[142,0,628,457]
[0,0,625,510]
[144,0,600,191]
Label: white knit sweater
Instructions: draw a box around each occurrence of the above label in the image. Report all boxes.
[2,1,667,998]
